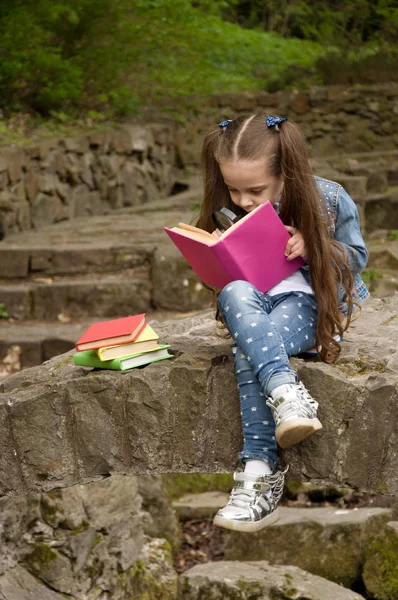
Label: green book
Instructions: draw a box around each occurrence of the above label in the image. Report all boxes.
[74,345,172,371]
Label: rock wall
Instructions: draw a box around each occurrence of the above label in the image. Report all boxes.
[0,474,179,599]
[171,83,398,167]
[0,124,177,237]
[1,84,397,238]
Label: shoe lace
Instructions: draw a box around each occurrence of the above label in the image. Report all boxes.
[267,384,317,421]
[297,382,317,405]
[229,487,258,509]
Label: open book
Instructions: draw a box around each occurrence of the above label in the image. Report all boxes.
[164,201,304,293]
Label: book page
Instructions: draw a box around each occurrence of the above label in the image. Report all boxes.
[177,222,215,240]
[173,226,216,245]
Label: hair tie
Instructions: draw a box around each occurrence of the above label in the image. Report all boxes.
[218,120,232,131]
[266,116,287,132]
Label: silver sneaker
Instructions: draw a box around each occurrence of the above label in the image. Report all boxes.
[213,467,288,533]
[266,382,322,449]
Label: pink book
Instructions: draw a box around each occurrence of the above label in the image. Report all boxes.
[164,201,304,293]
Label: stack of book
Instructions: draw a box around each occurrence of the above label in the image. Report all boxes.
[73,314,172,371]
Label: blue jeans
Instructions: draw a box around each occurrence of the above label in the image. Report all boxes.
[218,280,318,469]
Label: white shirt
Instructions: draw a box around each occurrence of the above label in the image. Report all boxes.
[268,269,314,297]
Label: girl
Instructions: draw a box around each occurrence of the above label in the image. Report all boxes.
[195,114,369,533]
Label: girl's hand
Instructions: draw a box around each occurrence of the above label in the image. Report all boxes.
[285,226,307,260]
[211,228,222,239]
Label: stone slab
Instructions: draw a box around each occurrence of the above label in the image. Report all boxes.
[30,271,152,320]
[0,272,154,321]
[179,560,365,600]
[0,248,29,278]
[172,491,230,520]
[0,285,32,320]
[223,507,392,587]
[0,403,25,495]
[0,566,66,599]
[363,187,398,230]
[0,295,396,496]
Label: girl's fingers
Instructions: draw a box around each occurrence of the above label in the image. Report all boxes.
[285,236,298,252]
[285,239,306,260]
[284,228,307,259]
[287,248,304,260]
[285,237,301,254]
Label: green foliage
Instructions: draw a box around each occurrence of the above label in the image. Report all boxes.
[387,230,398,240]
[361,267,382,284]
[0,0,322,115]
[215,0,398,47]
[315,46,398,85]
[0,0,396,116]
[0,303,9,319]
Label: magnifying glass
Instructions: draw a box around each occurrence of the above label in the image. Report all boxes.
[212,207,243,233]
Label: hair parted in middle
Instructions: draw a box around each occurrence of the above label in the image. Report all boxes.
[196,113,356,364]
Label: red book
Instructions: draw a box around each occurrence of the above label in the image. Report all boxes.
[75,314,146,352]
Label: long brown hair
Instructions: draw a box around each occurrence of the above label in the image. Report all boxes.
[196,114,356,364]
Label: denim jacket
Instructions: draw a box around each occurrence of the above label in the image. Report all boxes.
[300,176,369,313]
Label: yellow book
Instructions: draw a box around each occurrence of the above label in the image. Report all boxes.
[97,324,159,361]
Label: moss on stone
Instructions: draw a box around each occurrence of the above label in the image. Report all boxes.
[24,542,58,571]
[378,483,390,494]
[47,355,73,381]
[117,557,175,600]
[381,315,398,326]
[70,521,90,535]
[284,588,298,598]
[284,480,305,499]
[90,535,103,550]
[159,539,172,555]
[162,473,233,500]
[363,531,398,600]
[336,354,387,376]
[236,578,263,596]
[226,519,368,589]
[40,499,63,527]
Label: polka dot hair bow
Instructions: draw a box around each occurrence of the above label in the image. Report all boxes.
[266,116,287,131]
[219,119,232,131]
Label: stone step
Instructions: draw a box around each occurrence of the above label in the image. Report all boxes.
[0,184,213,321]
[0,181,202,280]
[0,181,396,285]
[0,269,153,320]
[172,491,230,521]
[362,186,398,231]
[367,239,398,270]
[0,173,396,326]
[364,238,398,295]
[0,210,194,280]
[222,505,393,593]
[0,243,153,279]
[0,247,213,320]
[311,150,398,195]
[0,320,91,373]
[1,237,395,323]
[180,561,365,600]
